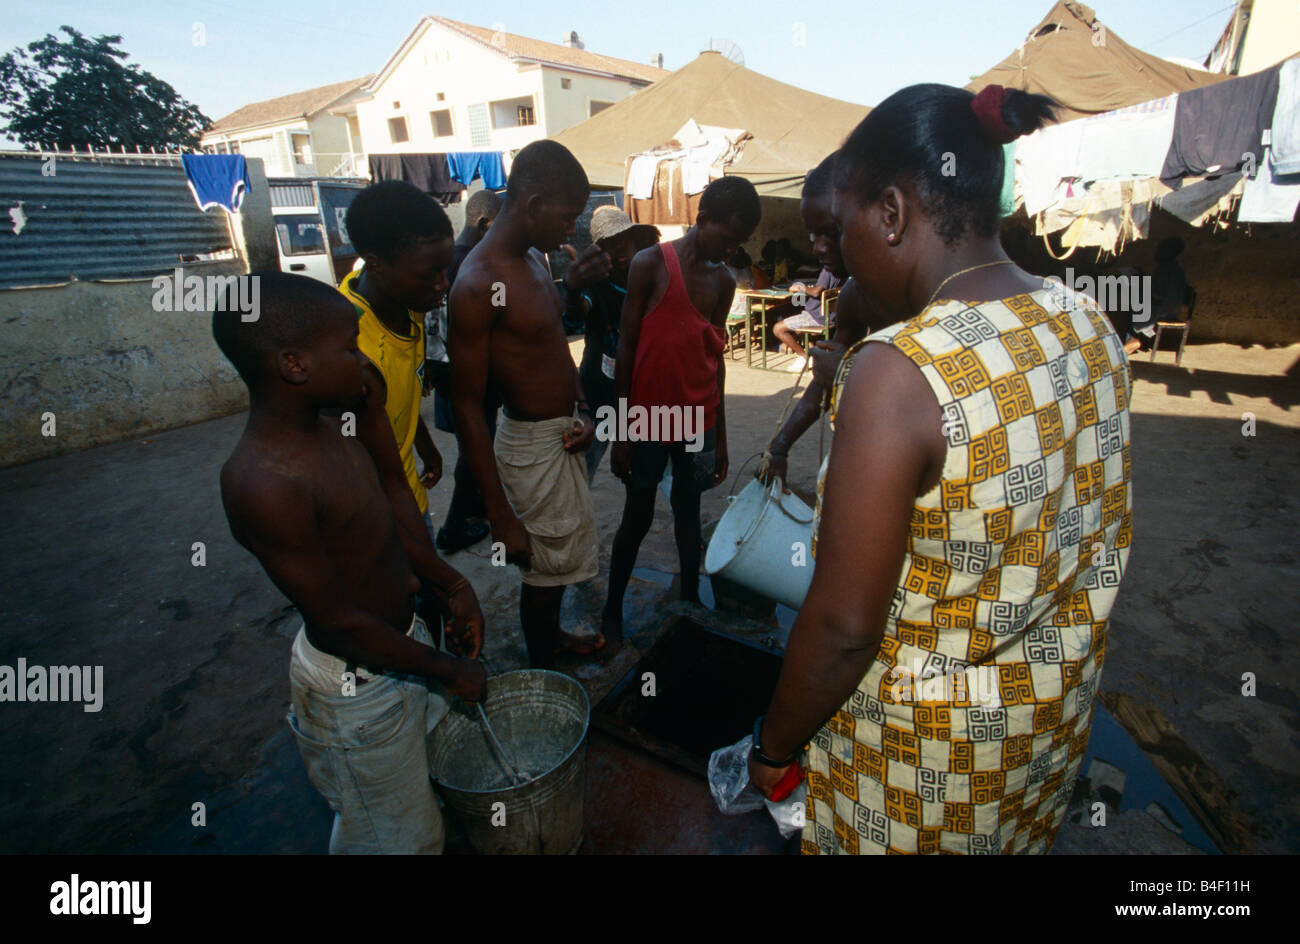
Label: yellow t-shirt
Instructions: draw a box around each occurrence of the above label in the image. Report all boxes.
[339,269,429,515]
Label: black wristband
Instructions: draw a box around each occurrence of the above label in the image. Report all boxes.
[752,715,798,767]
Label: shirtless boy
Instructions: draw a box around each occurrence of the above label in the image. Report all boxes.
[603,177,762,652]
[450,140,608,669]
[216,273,485,854]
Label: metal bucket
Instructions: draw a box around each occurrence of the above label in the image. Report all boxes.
[428,669,589,855]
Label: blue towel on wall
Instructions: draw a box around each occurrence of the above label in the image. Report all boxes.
[446,152,506,190]
[182,154,252,213]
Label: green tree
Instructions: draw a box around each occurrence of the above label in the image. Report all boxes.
[0,26,210,151]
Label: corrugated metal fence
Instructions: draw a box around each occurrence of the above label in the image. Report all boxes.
[0,153,235,289]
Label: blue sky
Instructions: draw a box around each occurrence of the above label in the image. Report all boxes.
[1,0,1238,122]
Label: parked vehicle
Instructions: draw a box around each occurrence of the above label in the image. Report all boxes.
[267,178,365,285]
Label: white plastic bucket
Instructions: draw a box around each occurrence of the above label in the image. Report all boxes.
[705,478,815,610]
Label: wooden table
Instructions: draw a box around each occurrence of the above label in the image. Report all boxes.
[736,286,797,370]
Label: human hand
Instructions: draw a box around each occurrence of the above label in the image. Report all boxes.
[562,414,596,453]
[756,451,790,493]
[491,512,532,570]
[562,243,612,291]
[746,749,795,800]
[418,443,443,487]
[809,340,846,391]
[443,581,485,660]
[611,441,634,480]
[446,658,487,703]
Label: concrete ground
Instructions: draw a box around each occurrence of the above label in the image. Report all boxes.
[0,339,1296,854]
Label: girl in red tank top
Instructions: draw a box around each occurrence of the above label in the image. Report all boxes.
[627,241,726,437]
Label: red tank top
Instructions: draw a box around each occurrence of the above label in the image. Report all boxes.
[628,241,726,437]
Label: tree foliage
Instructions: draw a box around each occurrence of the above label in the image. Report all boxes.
[0,26,210,151]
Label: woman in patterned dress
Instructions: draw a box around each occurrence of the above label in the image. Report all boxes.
[747,83,1134,854]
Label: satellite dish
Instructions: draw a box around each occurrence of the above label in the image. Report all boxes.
[707,38,745,65]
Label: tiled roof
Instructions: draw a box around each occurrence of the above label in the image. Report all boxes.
[204,75,373,135]
[429,17,668,83]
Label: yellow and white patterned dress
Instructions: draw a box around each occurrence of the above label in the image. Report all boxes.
[805,287,1132,855]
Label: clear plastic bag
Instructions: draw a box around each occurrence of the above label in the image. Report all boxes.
[708,735,808,839]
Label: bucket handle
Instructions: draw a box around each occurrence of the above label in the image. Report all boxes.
[735,478,813,548]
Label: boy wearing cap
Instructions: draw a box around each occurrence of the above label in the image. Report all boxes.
[563,205,661,483]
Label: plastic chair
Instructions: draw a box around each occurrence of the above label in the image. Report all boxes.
[1150,285,1196,367]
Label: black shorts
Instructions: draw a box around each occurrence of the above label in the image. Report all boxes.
[627,426,717,493]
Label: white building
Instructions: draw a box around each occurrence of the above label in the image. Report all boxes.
[338,17,668,164]
[199,76,372,178]
[1206,0,1300,75]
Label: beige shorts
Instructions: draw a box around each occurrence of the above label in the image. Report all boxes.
[494,413,599,587]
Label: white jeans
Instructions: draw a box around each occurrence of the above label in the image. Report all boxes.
[287,615,451,854]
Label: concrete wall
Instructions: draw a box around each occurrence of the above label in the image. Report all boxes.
[0,160,277,468]
[0,263,249,467]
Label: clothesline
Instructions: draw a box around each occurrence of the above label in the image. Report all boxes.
[1007,54,1299,254]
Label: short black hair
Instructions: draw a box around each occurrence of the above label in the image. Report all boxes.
[699,176,761,230]
[212,271,351,387]
[346,180,453,261]
[464,189,503,228]
[506,140,588,203]
[803,151,837,201]
[835,83,1057,245]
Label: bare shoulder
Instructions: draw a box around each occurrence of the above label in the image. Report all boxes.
[220,439,314,540]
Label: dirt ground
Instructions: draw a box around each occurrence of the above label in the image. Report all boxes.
[0,338,1296,854]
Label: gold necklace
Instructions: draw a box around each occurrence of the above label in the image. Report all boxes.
[924,260,1016,309]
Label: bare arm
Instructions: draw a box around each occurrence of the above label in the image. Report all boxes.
[753,343,945,776]
[449,270,532,566]
[610,248,658,478]
[356,365,464,594]
[712,270,735,484]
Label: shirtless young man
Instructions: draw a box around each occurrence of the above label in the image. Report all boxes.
[603,177,763,653]
[216,273,485,854]
[759,151,875,491]
[450,140,609,669]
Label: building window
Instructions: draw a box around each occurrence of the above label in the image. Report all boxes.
[430,109,453,138]
[388,117,409,143]
[589,100,613,117]
[489,95,537,130]
[291,132,312,165]
[561,78,571,90]
[392,100,401,109]
[436,92,445,102]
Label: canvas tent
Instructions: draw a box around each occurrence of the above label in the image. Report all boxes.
[550,51,870,199]
[967,1,1228,122]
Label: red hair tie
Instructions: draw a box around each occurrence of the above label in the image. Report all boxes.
[971,85,1016,144]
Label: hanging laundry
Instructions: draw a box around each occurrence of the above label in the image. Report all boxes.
[626,154,662,199]
[1158,173,1243,225]
[1160,65,1280,183]
[1239,138,1300,223]
[1016,118,1086,216]
[999,141,1017,217]
[1268,57,1300,177]
[367,154,463,203]
[446,152,506,190]
[1074,95,1179,184]
[181,154,251,214]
